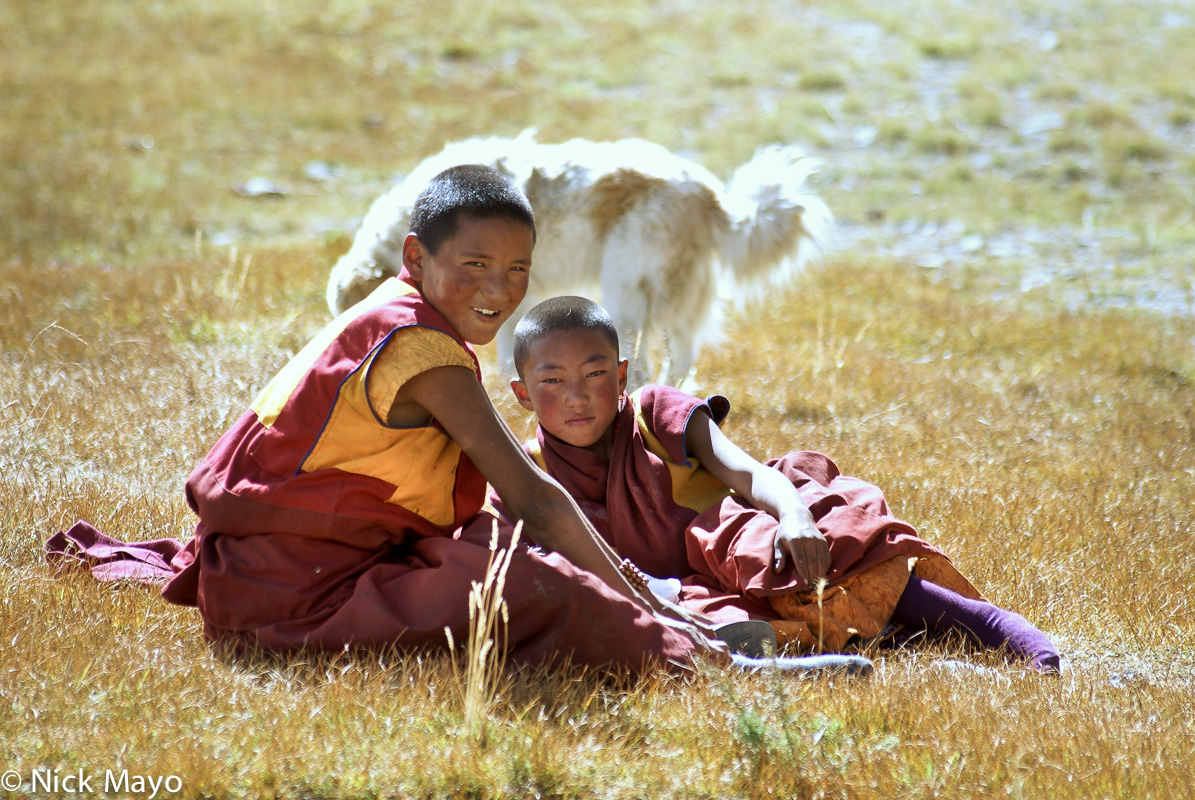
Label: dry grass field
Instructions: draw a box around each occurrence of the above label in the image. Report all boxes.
[3,0,1193,797]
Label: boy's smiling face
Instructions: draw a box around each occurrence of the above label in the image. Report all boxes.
[403,215,534,345]
[511,327,628,457]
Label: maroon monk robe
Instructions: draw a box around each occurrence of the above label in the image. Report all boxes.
[45,277,700,676]
[499,384,956,625]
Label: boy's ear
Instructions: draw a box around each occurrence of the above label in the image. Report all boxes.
[617,358,629,393]
[510,378,536,412]
[401,233,425,280]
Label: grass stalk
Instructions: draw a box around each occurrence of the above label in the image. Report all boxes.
[815,577,828,654]
[446,520,523,742]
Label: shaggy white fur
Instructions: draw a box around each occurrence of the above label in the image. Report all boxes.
[327,131,832,388]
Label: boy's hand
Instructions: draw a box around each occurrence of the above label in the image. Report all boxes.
[653,599,719,634]
[635,582,722,637]
[652,609,731,664]
[685,412,833,589]
[774,514,830,588]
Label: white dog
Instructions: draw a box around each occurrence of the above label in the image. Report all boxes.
[327,131,832,387]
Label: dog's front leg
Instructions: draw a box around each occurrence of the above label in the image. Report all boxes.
[494,317,520,379]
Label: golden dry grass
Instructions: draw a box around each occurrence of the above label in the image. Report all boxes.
[3,0,1194,797]
[5,247,1192,797]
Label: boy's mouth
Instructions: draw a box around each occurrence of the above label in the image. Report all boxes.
[565,415,594,427]
[472,307,500,317]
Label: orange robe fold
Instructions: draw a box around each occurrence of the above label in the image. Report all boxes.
[496,384,979,651]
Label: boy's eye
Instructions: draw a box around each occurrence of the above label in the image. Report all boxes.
[587,370,606,378]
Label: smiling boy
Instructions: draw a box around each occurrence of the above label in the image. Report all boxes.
[52,166,728,674]
[498,296,1060,671]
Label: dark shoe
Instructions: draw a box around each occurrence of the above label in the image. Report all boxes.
[714,620,777,658]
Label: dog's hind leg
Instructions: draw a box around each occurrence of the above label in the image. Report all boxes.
[493,292,540,380]
[620,320,654,390]
[653,253,721,390]
[597,246,657,388]
[603,289,655,389]
[656,323,706,392]
[494,318,519,380]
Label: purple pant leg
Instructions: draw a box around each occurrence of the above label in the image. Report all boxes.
[892,576,1060,672]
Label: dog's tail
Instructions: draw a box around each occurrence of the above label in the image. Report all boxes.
[326,183,419,316]
[718,145,833,302]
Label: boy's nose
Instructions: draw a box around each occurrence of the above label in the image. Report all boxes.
[564,383,588,407]
[479,268,511,302]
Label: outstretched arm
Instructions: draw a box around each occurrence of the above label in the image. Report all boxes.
[399,365,723,647]
[685,409,830,587]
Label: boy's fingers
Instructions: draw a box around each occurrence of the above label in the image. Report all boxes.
[776,537,831,585]
[793,542,829,588]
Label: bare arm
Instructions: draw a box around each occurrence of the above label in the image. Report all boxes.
[685,409,830,586]
[400,366,722,649]
[399,366,633,586]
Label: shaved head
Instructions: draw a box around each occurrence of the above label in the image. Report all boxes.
[512,296,620,378]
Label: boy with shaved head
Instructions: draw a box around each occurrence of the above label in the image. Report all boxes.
[49,167,869,678]
[49,167,719,675]
[495,296,1060,671]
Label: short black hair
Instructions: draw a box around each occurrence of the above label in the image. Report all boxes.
[409,164,536,255]
[513,296,620,378]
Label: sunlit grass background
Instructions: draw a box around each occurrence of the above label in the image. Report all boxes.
[3,0,1193,796]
